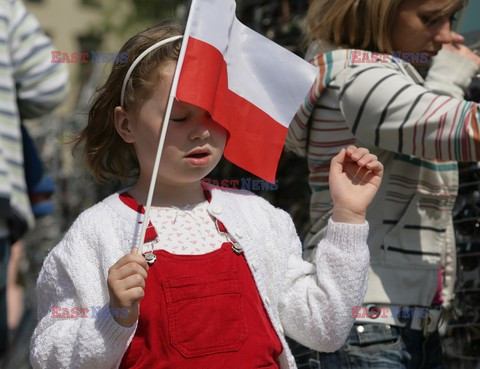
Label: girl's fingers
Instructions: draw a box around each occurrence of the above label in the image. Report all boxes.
[114,273,146,292]
[330,148,347,171]
[110,250,149,273]
[345,145,358,158]
[346,146,369,161]
[117,287,145,306]
[357,153,378,167]
[346,146,377,166]
[108,271,147,308]
[366,160,384,172]
[346,145,358,154]
[338,146,383,176]
[110,261,148,281]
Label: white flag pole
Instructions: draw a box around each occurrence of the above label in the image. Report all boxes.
[137,0,198,255]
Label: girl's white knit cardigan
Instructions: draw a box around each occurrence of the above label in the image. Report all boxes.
[31,187,370,369]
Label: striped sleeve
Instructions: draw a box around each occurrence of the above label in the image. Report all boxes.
[285,52,339,157]
[9,0,68,118]
[338,64,480,162]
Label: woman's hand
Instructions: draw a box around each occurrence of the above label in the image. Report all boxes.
[442,32,480,68]
[107,248,149,327]
[329,146,383,224]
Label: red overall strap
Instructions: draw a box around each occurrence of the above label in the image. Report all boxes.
[119,190,213,243]
[119,192,157,243]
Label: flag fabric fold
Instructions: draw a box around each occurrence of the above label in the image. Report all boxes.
[176,0,317,181]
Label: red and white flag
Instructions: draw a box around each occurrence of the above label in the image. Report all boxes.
[175,0,317,181]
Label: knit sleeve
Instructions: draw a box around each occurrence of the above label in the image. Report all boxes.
[338,61,480,162]
[278,215,369,352]
[9,0,69,118]
[30,214,136,369]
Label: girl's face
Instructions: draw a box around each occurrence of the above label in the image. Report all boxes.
[119,62,227,189]
[391,0,462,62]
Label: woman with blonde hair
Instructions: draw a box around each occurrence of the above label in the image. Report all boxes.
[286,0,480,368]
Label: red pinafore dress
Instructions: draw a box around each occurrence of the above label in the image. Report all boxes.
[118,193,283,369]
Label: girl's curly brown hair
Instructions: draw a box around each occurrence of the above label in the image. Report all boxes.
[73,21,183,182]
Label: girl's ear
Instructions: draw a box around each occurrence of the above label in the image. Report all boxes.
[114,106,135,143]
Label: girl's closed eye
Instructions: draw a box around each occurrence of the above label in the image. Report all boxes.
[171,115,187,122]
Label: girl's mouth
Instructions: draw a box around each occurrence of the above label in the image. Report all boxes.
[185,149,211,166]
[186,152,209,158]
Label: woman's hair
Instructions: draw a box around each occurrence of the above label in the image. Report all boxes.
[305,0,466,53]
[73,21,183,182]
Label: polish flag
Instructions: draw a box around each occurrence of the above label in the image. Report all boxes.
[175,0,317,181]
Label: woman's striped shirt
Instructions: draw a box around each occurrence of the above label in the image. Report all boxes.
[285,48,479,307]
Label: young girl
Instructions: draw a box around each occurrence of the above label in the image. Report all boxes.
[30,22,383,369]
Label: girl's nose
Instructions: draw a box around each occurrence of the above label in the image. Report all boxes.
[189,120,211,140]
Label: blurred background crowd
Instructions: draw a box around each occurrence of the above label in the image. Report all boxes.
[0,0,479,368]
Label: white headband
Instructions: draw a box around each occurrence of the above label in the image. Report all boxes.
[120,35,183,107]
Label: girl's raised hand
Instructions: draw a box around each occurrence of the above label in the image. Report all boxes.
[329,145,383,224]
[107,248,149,327]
